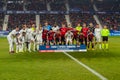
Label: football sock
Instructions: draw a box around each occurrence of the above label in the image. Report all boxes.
[99,44,101,49]
[106,43,109,49]
[102,43,105,49]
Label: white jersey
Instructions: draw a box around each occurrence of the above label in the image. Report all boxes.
[8,30,18,39]
[52,26,59,32]
[65,32,73,39]
[25,28,33,42]
[36,29,43,38]
[94,28,101,37]
[19,29,26,34]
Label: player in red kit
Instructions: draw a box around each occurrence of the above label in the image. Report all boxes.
[77,32,84,45]
[54,30,62,45]
[47,29,55,45]
[81,23,89,46]
[60,24,67,45]
[87,31,95,50]
[42,29,48,45]
[71,29,79,41]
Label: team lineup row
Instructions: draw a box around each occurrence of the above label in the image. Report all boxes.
[7,22,110,53]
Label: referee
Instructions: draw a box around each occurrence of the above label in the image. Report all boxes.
[101,25,110,50]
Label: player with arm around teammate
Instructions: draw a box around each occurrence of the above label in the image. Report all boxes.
[7,26,19,53]
[15,32,26,53]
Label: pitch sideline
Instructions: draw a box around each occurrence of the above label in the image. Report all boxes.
[63,51,108,80]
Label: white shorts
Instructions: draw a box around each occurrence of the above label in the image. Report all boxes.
[66,38,72,43]
[96,36,102,42]
[36,37,42,44]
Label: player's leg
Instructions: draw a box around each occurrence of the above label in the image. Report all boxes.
[28,41,32,52]
[70,39,73,45]
[79,39,84,45]
[16,44,19,53]
[96,36,102,49]
[21,42,25,52]
[87,41,90,50]
[102,36,105,49]
[25,42,29,51]
[31,37,36,51]
[98,37,102,49]
[66,38,69,45]
[84,37,87,46]
[8,37,14,53]
[19,44,23,52]
[91,40,95,50]
[62,36,65,45]
[105,36,109,49]
[33,41,36,51]
[7,36,12,52]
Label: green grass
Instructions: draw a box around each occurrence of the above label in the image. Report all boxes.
[0,37,120,80]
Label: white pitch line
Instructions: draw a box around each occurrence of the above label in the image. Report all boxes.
[63,51,108,80]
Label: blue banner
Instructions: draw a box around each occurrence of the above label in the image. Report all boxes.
[110,31,120,36]
[0,31,9,37]
[39,45,87,52]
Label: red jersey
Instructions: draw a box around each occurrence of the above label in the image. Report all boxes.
[67,27,74,31]
[60,27,67,36]
[47,31,55,41]
[54,32,61,40]
[42,30,48,39]
[81,27,89,37]
[71,30,79,38]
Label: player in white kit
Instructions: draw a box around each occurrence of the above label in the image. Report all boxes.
[26,27,34,52]
[35,26,43,50]
[19,25,27,52]
[52,24,59,32]
[65,31,74,45]
[7,27,19,53]
[94,24,102,49]
[15,32,26,53]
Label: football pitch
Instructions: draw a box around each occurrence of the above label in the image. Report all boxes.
[0,37,120,80]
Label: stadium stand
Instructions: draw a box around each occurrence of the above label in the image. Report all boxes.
[50,0,66,11]
[0,0,119,31]
[94,0,120,11]
[69,0,94,11]
[69,13,96,27]
[7,2,23,11]
[98,14,120,30]
[40,14,66,26]
[25,0,47,11]
[0,13,4,31]
[8,14,35,30]
[0,0,4,10]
